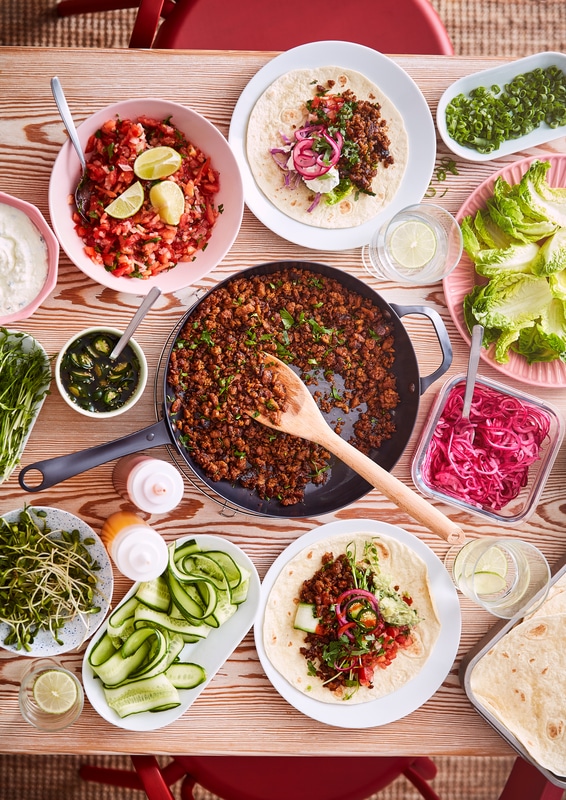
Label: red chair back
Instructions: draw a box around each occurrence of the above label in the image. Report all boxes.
[129,0,453,53]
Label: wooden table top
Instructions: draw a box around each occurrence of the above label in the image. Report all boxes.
[1,45,565,756]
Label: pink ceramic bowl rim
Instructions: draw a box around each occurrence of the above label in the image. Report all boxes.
[0,191,59,324]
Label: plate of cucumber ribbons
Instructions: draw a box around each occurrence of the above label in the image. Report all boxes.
[82,535,260,730]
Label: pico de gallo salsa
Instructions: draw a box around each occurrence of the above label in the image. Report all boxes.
[295,539,420,700]
[75,115,220,279]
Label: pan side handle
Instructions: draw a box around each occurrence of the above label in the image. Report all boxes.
[390,304,453,395]
[18,420,172,492]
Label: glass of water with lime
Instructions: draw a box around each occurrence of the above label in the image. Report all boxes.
[362,203,463,285]
[446,538,551,619]
[19,660,84,731]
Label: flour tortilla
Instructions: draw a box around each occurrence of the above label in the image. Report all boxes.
[262,532,441,704]
[470,574,566,777]
[246,67,408,229]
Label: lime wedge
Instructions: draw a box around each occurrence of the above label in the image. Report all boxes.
[473,571,508,596]
[134,146,182,180]
[389,220,437,269]
[149,181,185,225]
[33,669,78,715]
[105,181,144,219]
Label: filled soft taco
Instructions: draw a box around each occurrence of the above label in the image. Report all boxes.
[262,532,440,704]
[246,66,409,229]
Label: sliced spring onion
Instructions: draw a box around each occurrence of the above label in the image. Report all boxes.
[445,65,566,153]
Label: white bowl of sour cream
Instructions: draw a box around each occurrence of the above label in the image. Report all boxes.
[0,192,59,324]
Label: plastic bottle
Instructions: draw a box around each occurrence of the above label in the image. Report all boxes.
[112,455,184,514]
[100,511,169,582]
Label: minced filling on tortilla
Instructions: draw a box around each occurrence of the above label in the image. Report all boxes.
[263,532,441,705]
[297,540,419,700]
[246,67,408,230]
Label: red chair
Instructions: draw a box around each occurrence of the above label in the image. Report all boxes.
[55,0,454,54]
[80,753,566,800]
[81,754,442,800]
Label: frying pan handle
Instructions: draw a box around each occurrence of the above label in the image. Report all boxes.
[390,304,453,395]
[18,420,172,492]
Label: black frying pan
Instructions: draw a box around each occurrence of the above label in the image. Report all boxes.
[19,261,452,517]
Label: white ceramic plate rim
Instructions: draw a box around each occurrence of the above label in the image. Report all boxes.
[437,52,566,162]
[82,534,260,731]
[49,98,244,296]
[443,153,566,387]
[0,507,113,656]
[254,518,461,728]
[0,332,50,484]
[228,40,436,251]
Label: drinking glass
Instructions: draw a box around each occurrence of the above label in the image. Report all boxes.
[445,538,551,619]
[362,203,463,285]
[18,659,84,731]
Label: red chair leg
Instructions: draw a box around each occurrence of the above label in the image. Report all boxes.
[79,763,145,790]
[56,0,139,16]
[131,755,177,800]
[498,757,564,800]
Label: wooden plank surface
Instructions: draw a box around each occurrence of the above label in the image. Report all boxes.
[1,46,565,756]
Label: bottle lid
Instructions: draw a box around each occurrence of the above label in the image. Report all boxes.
[112,525,169,582]
[127,460,184,514]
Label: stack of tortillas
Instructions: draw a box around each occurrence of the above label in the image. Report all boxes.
[470,573,566,776]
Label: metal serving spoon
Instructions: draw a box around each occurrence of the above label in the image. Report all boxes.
[248,352,465,544]
[50,76,92,223]
[461,324,484,423]
[110,286,162,360]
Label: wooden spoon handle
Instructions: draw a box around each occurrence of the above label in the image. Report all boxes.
[321,429,465,544]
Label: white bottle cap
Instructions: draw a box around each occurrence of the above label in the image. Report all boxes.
[127,460,184,514]
[111,524,169,582]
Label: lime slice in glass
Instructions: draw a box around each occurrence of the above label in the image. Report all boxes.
[105,181,144,219]
[473,571,508,596]
[149,181,185,225]
[389,220,437,269]
[134,146,182,180]
[474,546,508,579]
[33,669,78,715]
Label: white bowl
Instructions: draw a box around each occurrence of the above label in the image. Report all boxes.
[0,192,59,324]
[437,51,566,162]
[49,99,244,296]
[55,326,148,418]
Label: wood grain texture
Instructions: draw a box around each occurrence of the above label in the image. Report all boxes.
[1,48,565,757]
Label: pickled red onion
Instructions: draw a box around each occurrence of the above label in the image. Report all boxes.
[421,383,551,511]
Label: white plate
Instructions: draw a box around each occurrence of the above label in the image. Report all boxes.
[444,153,566,387]
[83,534,260,731]
[254,519,461,728]
[0,332,50,484]
[437,52,566,162]
[0,507,113,656]
[229,40,436,251]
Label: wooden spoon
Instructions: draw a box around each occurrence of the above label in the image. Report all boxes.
[249,353,465,544]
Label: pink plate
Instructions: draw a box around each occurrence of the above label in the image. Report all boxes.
[443,153,566,388]
[49,99,244,296]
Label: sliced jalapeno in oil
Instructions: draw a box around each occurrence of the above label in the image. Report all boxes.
[59,330,141,413]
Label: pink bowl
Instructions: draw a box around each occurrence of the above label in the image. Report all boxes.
[48,98,244,296]
[0,192,59,324]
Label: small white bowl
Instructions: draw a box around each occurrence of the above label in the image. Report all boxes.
[0,192,59,324]
[437,51,566,162]
[55,326,148,419]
